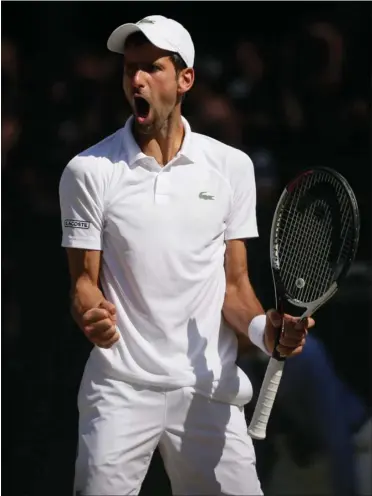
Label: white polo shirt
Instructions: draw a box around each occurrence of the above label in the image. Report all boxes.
[59,116,258,406]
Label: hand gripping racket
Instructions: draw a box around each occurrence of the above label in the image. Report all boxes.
[248,167,360,440]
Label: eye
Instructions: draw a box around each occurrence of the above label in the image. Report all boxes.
[148,64,160,73]
[123,63,161,76]
[123,63,135,76]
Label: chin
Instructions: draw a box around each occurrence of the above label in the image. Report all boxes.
[134,121,155,135]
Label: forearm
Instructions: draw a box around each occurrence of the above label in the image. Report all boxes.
[223,239,272,355]
[223,276,265,341]
[70,276,105,328]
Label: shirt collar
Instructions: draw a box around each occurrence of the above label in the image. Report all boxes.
[123,115,196,168]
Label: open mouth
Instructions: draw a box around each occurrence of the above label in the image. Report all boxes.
[134,96,150,119]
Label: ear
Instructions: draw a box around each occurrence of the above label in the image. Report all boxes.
[177,68,195,96]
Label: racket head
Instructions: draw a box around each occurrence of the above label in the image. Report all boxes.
[270,167,360,309]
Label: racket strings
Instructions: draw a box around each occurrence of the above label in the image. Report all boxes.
[284,196,348,301]
[293,206,330,299]
[295,176,339,299]
[279,173,333,301]
[275,170,356,303]
[300,202,334,300]
[280,201,333,301]
[285,176,330,296]
[287,173,353,299]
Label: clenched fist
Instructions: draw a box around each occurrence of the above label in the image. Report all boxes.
[81,300,120,349]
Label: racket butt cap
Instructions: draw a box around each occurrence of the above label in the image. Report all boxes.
[248,426,267,440]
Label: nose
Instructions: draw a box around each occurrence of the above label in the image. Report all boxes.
[132,69,146,89]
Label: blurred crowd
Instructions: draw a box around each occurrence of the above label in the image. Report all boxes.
[2,4,371,496]
[2,12,370,259]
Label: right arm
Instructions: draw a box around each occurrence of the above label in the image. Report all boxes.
[59,157,118,348]
[66,248,104,328]
[66,247,119,348]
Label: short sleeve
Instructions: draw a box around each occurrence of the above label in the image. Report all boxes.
[225,152,259,240]
[59,157,104,250]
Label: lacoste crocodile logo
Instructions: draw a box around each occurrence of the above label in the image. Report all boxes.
[199,191,215,200]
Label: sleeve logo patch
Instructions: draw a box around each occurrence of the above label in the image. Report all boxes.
[64,219,90,229]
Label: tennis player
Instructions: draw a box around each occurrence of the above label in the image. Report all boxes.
[59,15,313,496]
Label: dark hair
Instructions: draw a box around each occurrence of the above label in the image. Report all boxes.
[124,31,187,73]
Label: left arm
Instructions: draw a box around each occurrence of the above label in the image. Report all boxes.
[222,238,264,353]
[222,151,265,354]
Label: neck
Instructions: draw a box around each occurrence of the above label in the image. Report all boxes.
[133,108,184,166]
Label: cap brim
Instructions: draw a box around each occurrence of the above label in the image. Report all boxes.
[107,23,142,54]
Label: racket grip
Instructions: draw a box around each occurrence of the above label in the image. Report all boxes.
[248,358,285,440]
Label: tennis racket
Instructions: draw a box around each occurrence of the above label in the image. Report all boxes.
[248,167,360,440]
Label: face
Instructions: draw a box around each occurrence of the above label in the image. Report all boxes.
[123,42,194,134]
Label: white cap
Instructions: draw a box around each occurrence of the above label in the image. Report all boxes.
[107,15,195,68]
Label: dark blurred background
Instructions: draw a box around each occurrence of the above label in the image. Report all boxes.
[2,2,371,495]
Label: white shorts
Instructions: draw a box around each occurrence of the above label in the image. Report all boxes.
[74,362,263,495]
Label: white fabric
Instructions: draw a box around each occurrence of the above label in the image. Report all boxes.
[59,116,258,407]
[74,361,263,495]
[107,15,195,68]
[248,314,271,356]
